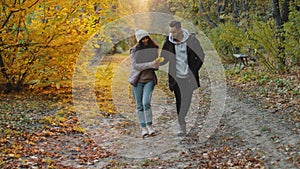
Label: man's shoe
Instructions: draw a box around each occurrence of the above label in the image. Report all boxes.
[177,131,186,137]
[177,124,186,137]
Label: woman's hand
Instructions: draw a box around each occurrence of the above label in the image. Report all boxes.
[155,56,164,63]
[152,56,164,68]
[152,59,160,69]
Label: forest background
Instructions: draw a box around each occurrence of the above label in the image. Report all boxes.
[0,0,299,168]
[1,0,299,92]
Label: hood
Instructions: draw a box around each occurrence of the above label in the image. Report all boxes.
[169,28,190,44]
[135,29,150,42]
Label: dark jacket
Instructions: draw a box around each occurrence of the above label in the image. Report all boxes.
[160,34,205,91]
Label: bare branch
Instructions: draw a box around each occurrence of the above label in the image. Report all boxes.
[199,2,218,28]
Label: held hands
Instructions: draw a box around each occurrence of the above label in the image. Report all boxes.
[155,56,164,63]
[152,56,164,69]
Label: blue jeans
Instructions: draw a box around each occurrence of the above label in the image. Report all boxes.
[132,81,154,128]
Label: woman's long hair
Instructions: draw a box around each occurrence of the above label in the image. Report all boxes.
[134,36,159,63]
[135,36,159,50]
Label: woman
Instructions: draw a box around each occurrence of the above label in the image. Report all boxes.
[128,29,160,138]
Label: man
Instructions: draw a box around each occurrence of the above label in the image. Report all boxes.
[160,20,205,136]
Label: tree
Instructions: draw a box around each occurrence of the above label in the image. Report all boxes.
[0,0,112,92]
[272,0,292,70]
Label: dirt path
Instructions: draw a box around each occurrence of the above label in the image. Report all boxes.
[76,68,299,169]
[216,88,299,169]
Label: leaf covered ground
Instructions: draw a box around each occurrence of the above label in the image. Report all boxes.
[0,55,299,168]
[0,89,114,168]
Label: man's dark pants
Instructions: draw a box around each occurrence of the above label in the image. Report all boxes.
[173,77,194,132]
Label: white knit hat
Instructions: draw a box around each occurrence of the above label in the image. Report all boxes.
[135,29,150,42]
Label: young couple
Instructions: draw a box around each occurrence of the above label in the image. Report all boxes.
[128,20,205,138]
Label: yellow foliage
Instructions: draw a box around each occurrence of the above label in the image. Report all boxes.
[0,0,128,90]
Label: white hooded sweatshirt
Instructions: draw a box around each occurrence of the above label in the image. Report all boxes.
[168,29,190,78]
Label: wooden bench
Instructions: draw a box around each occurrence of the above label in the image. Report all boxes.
[233,53,250,67]
[233,46,256,67]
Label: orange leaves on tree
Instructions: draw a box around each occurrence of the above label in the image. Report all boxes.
[0,0,113,91]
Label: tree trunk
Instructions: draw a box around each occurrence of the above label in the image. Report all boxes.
[199,2,218,28]
[272,0,290,70]
[281,0,291,23]
[242,0,248,11]
[0,54,12,92]
[272,0,282,27]
[233,0,239,25]
[216,0,228,23]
